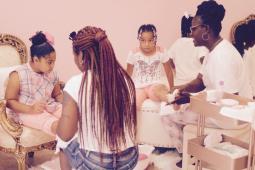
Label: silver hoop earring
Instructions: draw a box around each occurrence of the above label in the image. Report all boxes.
[202,33,209,41]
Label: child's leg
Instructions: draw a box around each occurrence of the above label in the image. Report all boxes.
[18,111,59,136]
[136,88,148,111]
[147,84,169,102]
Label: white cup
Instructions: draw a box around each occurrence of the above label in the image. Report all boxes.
[206,89,218,102]
[248,102,255,108]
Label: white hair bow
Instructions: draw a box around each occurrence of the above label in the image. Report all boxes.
[184,11,189,19]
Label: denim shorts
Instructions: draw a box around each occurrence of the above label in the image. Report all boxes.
[64,139,138,170]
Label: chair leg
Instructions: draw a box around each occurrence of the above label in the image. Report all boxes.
[15,153,26,170]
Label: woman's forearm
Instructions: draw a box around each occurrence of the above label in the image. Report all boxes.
[57,92,78,141]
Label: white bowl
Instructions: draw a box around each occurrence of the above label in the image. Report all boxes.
[220,99,239,106]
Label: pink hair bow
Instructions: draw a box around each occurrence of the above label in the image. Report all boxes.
[44,31,55,45]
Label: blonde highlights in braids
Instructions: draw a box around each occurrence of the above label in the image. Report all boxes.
[70,26,137,152]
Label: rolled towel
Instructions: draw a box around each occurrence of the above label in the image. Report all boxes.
[204,132,223,148]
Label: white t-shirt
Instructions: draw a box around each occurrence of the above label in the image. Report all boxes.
[200,39,252,98]
[243,46,255,97]
[127,48,169,88]
[64,72,135,152]
[167,38,208,85]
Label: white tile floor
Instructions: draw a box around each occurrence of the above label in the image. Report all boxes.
[0,150,181,170]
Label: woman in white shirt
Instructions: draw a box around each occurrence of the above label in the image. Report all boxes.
[57,26,138,170]
[177,0,251,99]
[165,1,251,168]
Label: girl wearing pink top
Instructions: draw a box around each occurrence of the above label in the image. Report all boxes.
[5,32,63,136]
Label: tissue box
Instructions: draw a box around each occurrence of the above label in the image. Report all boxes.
[188,135,249,170]
[189,92,251,127]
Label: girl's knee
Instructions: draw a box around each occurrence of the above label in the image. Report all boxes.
[150,84,168,92]
[148,84,169,101]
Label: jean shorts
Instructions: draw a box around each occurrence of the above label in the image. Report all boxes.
[64,139,138,170]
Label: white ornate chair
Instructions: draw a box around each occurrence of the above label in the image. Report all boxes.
[0,34,56,170]
[136,99,174,148]
[135,76,174,148]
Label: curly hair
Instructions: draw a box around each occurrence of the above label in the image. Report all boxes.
[196,0,225,36]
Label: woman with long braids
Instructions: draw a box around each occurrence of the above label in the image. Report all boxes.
[56,26,138,170]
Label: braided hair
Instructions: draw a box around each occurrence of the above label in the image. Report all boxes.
[137,24,157,41]
[69,26,137,151]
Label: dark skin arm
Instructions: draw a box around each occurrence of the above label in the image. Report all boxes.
[174,73,206,93]
[57,91,78,141]
[57,92,78,170]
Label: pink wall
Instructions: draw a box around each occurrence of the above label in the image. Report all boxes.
[1,0,254,81]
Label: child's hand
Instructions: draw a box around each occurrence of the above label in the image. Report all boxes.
[30,101,46,114]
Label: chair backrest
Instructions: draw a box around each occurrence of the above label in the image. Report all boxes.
[0,34,28,67]
[0,34,28,99]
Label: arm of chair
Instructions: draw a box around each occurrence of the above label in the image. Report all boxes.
[0,100,23,141]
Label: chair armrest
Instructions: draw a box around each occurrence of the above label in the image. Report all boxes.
[0,100,23,140]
